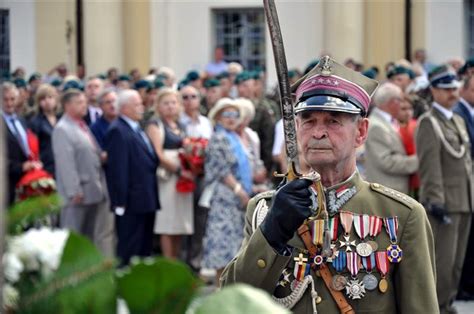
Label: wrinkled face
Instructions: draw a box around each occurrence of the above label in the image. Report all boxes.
[397,99,414,124]
[205,86,223,107]
[100,92,118,119]
[431,87,459,109]
[85,78,103,102]
[217,107,240,131]
[123,93,144,121]
[39,92,58,113]
[157,93,180,119]
[66,93,88,119]
[390,74,411,92]
[2,89,18,114]
[296,111,368,171]
[180,86,200,113]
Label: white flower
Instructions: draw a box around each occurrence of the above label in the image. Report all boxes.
[3,253,24,283]
[3,283,19,309]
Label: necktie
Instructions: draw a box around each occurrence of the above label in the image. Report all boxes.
[135,127,154,154]
[9,117,29,156]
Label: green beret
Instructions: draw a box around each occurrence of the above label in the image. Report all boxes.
[186,70,200,82]
[13,78,27,88]
[154,79,165,89]
[63,80,84,91]
[216,71,230,79]
[288,70,297,79]
[97,74,107,80]
[134,79,151,90]
[234,71,252,85]
[118,74,130,81]
[51,78,63,87]
[177,79,190,90]
[362,69,377,79]
[28,72,42,83]
[387,65,415,80]
[304,59,320,75]
[204,78,221,88]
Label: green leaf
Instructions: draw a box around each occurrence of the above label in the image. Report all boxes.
[191,284,291,314]
[7,194,62,235]
[17,232,116,314]
[117,257,200,314]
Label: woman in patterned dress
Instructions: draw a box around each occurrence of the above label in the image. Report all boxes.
[201,98,252,283]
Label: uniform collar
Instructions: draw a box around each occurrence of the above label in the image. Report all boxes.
[324,170,361,216]
[432,102,454,120]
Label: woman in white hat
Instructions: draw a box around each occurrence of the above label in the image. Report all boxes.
[202,97,252,283]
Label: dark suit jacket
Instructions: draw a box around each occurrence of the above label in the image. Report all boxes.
[454,99,474,158]
[104,117,160,214]
[28,112,59,176]
[2,114,29,205]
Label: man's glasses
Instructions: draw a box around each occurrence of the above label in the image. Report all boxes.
[182,94,198,100]
[220,111,240,119]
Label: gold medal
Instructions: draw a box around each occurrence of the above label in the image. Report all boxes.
[379,277,388,293]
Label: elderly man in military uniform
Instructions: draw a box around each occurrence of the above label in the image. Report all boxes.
[221,57,438,313]
[416,65,472,314]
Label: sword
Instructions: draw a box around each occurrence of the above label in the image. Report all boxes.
[263,0,300,181]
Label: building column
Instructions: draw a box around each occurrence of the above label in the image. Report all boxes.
[364,0,405,75]
[122,1,151,75]
[322,0,365,64]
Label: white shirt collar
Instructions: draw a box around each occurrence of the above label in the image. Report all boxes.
[372,107,393,123]
[460,97,474,117]
[432,102,454,120]
[121,115,139,130]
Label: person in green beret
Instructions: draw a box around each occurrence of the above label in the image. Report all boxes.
[201,78,223,116]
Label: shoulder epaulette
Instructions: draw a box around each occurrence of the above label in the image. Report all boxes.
[369,183,417,209]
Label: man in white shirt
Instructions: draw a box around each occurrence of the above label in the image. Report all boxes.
[179,85,213,273]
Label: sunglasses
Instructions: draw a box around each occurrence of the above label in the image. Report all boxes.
[182,94,198,100]
[220,111,240,119]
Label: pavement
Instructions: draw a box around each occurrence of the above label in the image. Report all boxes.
[455,301,474,314]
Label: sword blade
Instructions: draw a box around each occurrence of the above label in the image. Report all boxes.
[263,0,299,169]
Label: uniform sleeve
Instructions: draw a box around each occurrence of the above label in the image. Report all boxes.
[52,126,82,199]
[394,204,439,313]
[220,196,292,292]
[416,117,444,205]
[366,123,419,174]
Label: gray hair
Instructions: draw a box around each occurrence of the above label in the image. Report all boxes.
[372,82,402,107]
[1,82,19,99]
[117,89,139,111]
[98,88,117,105]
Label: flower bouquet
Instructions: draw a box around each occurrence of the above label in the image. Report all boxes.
[176,137,208,193]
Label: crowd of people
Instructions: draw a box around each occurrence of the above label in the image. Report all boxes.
[3,47,474,311]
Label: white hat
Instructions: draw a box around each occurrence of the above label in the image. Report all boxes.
[207,97,242,125]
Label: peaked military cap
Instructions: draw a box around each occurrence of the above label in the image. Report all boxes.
[291,56,379,116]
[428,64,460,89]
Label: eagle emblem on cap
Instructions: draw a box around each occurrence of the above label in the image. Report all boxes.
[320,56,333,76]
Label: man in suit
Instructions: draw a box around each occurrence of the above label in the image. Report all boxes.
[84,77,104,125]
[90,88,118,150]
[453,74,474,301]
[52,89,114,256]
[2,82,42,206]
[416,65,472,314]
[104,89,160,266]
[364,82,419,194]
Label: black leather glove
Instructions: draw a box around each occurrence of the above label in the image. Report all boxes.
[260,178,314,252]
[427,203,452,225]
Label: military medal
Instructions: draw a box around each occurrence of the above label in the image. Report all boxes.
[293,253,310,281]
[354,214,372,257]
[368,215,382,251]
[331,251,347,291]
[277,268,292,287]
[346,252,366,299]
[376,251,389,293]
[339,211,356,252]
[384,217,403,263]
[324,216,340,261]
[362,253,378,291]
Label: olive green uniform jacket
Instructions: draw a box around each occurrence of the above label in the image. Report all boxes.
[221,172,438,314]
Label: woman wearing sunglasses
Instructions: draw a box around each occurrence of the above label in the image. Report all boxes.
[201,97,252,285]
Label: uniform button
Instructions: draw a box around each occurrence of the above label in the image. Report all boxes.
[257,259,266,268]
